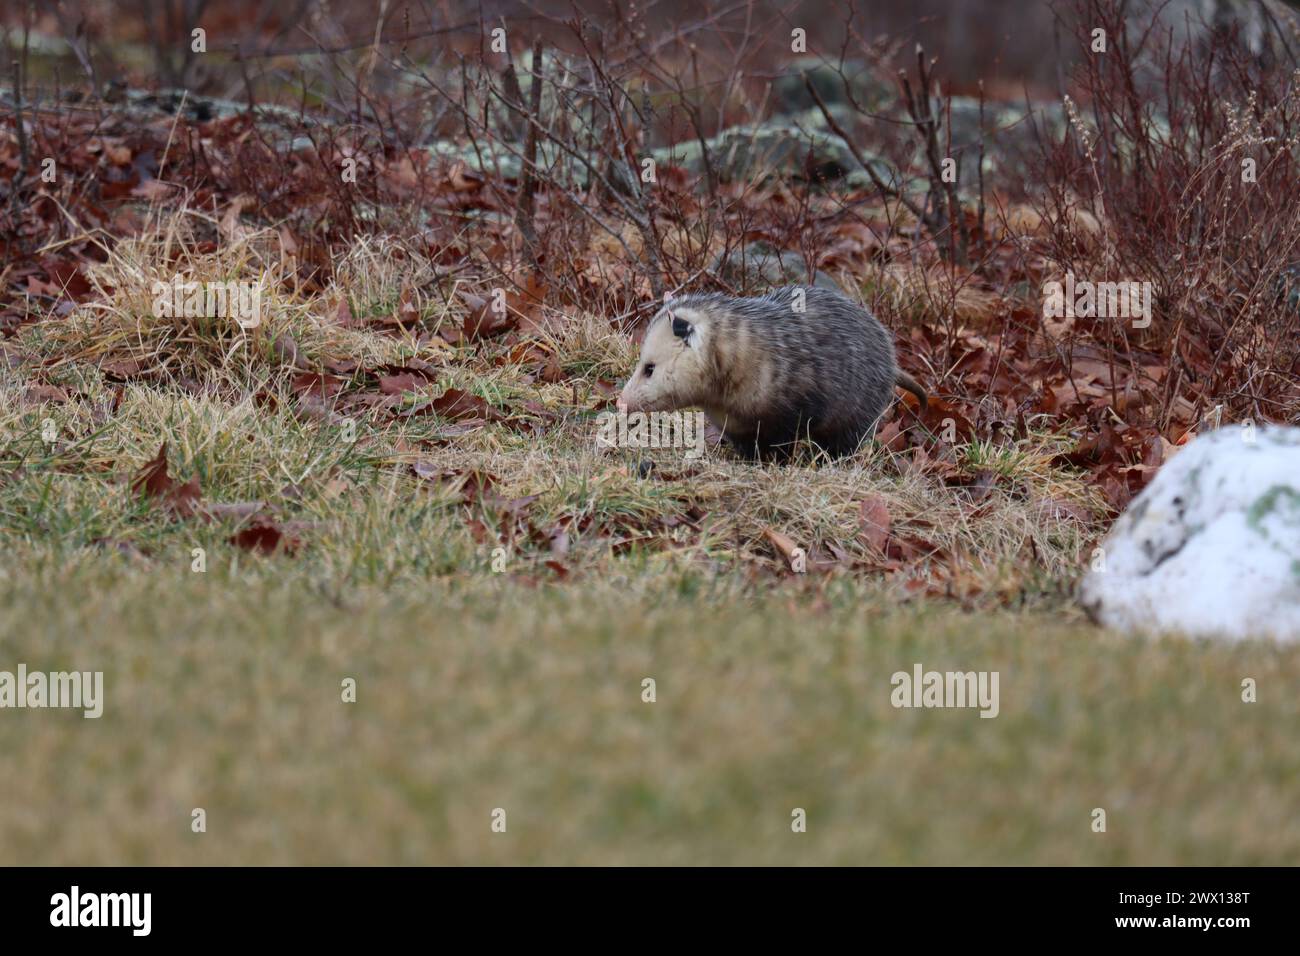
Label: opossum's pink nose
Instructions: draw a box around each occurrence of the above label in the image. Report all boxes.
[616,395,629,414]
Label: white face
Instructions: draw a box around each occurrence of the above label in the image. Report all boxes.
[617,307,707,414]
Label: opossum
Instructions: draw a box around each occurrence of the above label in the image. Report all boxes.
[617,286,927,459]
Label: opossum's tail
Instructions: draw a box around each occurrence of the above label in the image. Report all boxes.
[895,370,928,412]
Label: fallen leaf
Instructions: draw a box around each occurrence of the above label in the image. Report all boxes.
[274,336,306,370]
[858,496,892,551]
[131,442,201,517]
[763,528,805,572]
[219,195,254,242]
[290,371,345,398]
[399,388,507,424]
[378,372,426,395]
[23,384,70,405]
[229,516,300,555]
[460,291,515,340]
[875,419,908,453]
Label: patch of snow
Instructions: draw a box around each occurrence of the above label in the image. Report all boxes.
[1078,425,1300,642]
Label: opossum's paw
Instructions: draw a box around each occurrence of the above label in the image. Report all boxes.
[726,441,766,463]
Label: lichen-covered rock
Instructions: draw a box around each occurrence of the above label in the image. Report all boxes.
[769,58,895,116]
[654,116,903,188]
[1277,262,1300,314]
[1078,425,1300,642]
[1144,0,1300,65]
[712,242,841,292]
[941,98,1068,179]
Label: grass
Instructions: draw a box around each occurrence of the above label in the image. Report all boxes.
[2,213,1296,865]
[3,568,1298,865]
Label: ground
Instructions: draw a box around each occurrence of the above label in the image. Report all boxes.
[1,237,1295,862]
[0,200,1294,868]
[5,571,1299,865]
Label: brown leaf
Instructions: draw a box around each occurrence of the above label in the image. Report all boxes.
[919,396,977,441]
[548,526,571,557]
[885,534,945,564]
[429,468,500,506]
[437,388,497,420]
[229,516,300,555]
[219,195,253,242]
[945,469,999,503]
[537,354,567,383]
[1141,432,1169,468]
[510,274,556,334]
[332,297,359,328]
[289,371,345,399]
[460,291,515,340]
[393,284,421,329]
[372,362,438,396]
[762,528,804,572]
[502,494,541,515]
[378,372,425,395]
[874,419,908,453]
[458,471,502,507]
[858,496,892,551]
[131,179,172,202]
[131,442,202,517]
[23,384,70,405]
[278,226,300,258]
[1033,497,1092,523]
[100,356,147,380]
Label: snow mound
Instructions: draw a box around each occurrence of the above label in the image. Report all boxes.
[1078,425,1300,642]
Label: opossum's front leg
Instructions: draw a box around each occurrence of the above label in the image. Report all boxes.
[723,433,763,461]
[704,411,768,461]
[721,428,798,463]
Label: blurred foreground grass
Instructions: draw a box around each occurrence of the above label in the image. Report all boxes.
[2,563,1296,865]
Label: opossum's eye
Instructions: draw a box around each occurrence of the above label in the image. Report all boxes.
[643,363,655,378]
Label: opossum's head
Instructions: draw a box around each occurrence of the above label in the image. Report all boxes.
[618,306,711,414]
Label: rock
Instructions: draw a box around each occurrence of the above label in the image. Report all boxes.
[426,139,525,181]
[654,115,904,188]
[712,241,841,291]
[424,138,582,184]
[941,97,1068,180]
[120,88,328,130]
[1144,0,1300,66]
[1277,262,1300,313]
[1078,425,1300,642]
[769,58,895,116]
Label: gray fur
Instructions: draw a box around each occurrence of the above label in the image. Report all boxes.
[660,286,909,458]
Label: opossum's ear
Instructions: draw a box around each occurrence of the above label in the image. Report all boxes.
[671,314,693,342]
